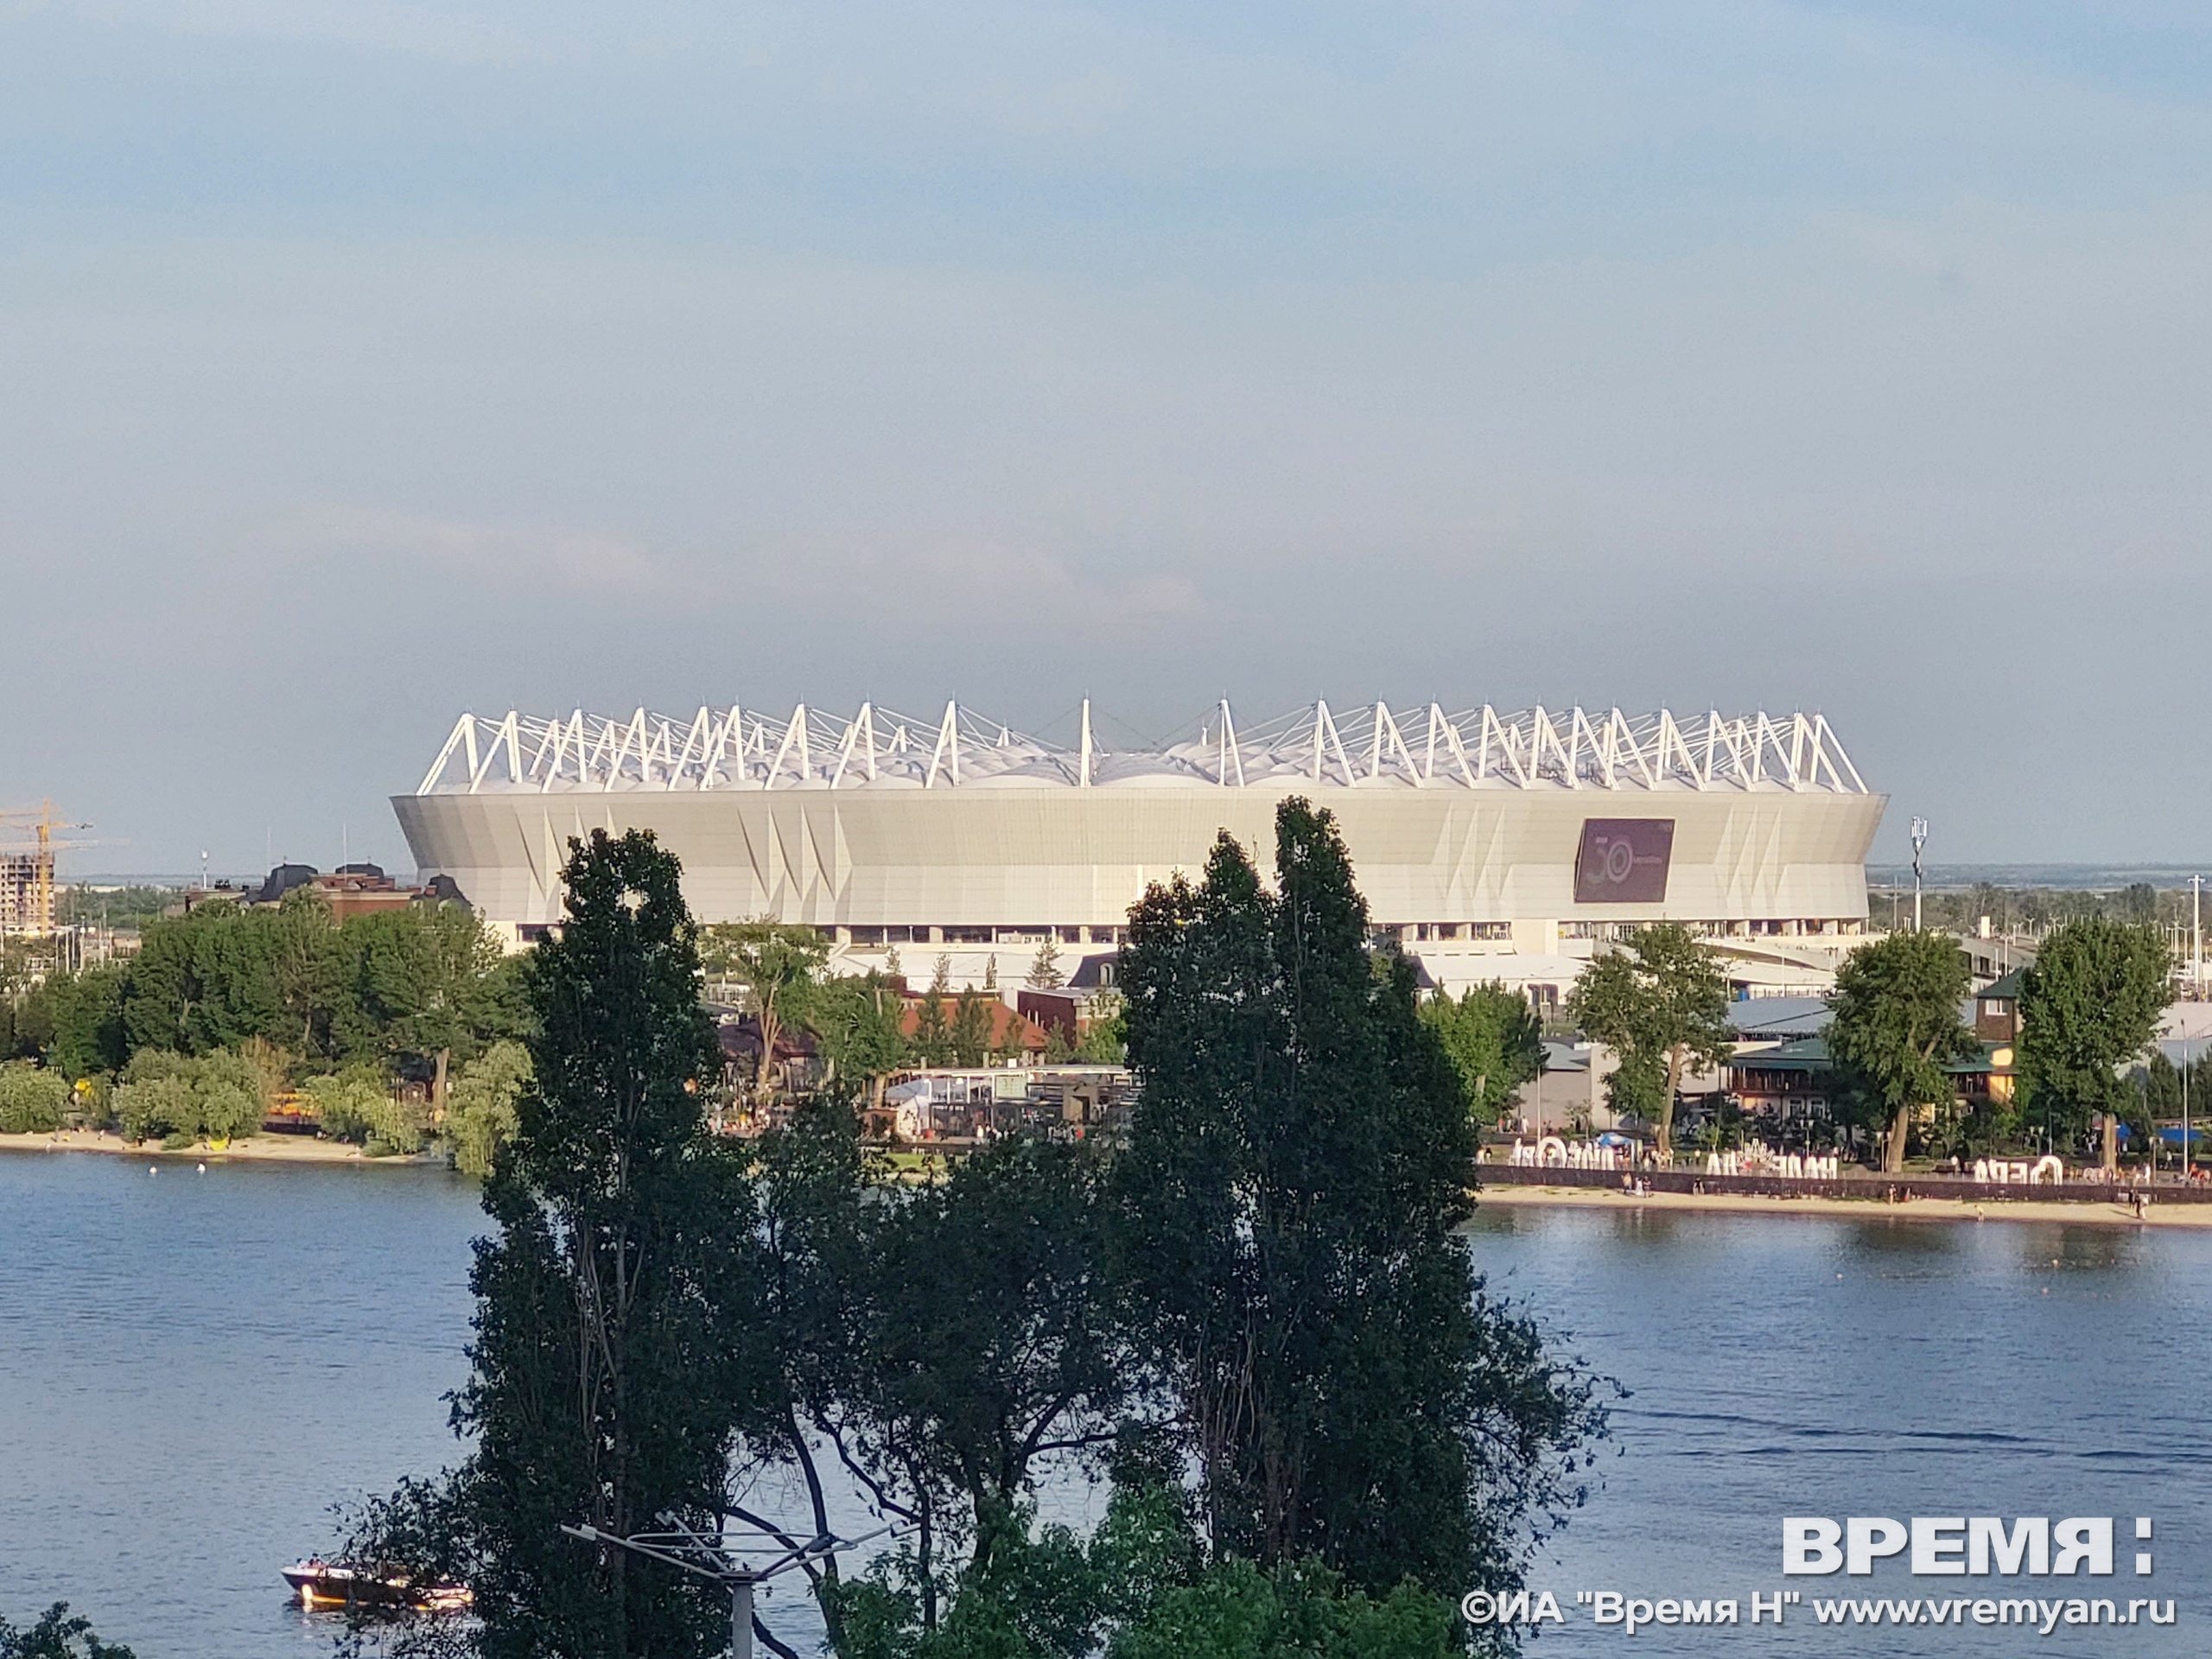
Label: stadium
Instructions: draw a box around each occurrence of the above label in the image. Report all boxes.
[393,700,1885,999]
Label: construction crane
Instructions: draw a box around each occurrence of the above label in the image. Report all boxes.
[0,802,96,938]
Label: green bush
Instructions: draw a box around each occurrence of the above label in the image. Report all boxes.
[0,1063,70,1134]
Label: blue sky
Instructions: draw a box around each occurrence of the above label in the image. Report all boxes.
[4,1,2210,873]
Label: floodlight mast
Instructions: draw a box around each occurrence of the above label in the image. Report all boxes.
[1910,817,1929,933]
[560,1516,887,1659]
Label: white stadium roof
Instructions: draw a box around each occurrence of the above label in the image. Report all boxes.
[417,701,1868,798]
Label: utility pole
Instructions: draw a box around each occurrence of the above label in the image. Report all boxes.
[562,1516,886,1659]
[1910,817,1929,933]
[2193,874,2202,1001]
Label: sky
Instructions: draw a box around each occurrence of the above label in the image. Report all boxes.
[3,1,2210,876]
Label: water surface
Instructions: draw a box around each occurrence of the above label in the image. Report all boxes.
[3,1154,2202,1657]
[1466,1204,2208,1655]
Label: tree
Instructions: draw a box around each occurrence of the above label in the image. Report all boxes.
[702,922,830,1101]
[911,959,955,1066]
[2018,917,2172,1163]
[828,1482,1464,1659]
[989,1009,1031,1068]
[76,897,519,1083]
[108,1048,268,1144]
[360,830,758,1659]
[325,902,518,1099]
[302,1065,393,1146]
[0,1602,136,1659]
[806,974,909,1111]
[36,966,127,1077]
[1074,1004,1126,1065]
[1826,932,1978,1173]
[739,1100,1135,1657]
[950,989,993,1067]
[121,899,285,1056]
[858,1135,1129,1593]
[1420,982,1543,1124]
[1566,925,1732,1158]
[445,1040,533,1177]
[1115,798,1608,1606]
[0,1063,70,1134]
[1026,940,1065,989]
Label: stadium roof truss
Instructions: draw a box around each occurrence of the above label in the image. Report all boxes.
[417,702,1868,798]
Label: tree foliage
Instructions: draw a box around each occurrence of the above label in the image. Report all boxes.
[355,830,758,1659]
[1026,939,1065,989]
[949,990,993,1067]
[299,1064,425,1154]
[0,1603,136,1659]
[736,1098,1133,1653]
[0,1061,71,1134]
[110,1047,270,1144]
[1420,982,1544,1124]
[910,959,955,1067]
[2018,917,2172,1148]
[830,1484,1461,1659]
[343,813,1608,1659]
[806,973,910,1109]
[16,897,522,1083]
[701,921,830,1098]
[1565,925,1732,1156]
[1826,932,1978,1172]
[445,1040,534,1177]
[1116,798,1608,1606]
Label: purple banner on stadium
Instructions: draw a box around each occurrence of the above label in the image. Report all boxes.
[1573,818,1675,904]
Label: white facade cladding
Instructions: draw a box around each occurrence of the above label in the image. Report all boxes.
[391,701,1885,943]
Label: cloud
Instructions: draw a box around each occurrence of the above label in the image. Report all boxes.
[779,534,1205,631]
[256,505,663,592]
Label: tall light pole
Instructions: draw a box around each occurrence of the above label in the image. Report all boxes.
[562,1516,886,1659]
[1910,818,1929,933]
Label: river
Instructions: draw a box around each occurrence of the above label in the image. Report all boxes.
[0,1154,2201,1656]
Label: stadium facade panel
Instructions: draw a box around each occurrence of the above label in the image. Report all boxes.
[392,702,1885,942]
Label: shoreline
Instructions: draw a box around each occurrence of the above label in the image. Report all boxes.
[0,1128,432,1166]
[1476,1182,2210,1228]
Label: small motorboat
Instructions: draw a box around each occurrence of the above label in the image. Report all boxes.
[283,1558,471,1613]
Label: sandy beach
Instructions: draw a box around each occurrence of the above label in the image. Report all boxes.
[1477,1181,2212,1229]
[0,1128,414,1165]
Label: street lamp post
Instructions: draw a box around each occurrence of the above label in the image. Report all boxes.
[562,1516,887,1659]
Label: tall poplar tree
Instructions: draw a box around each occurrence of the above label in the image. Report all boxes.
[449,829,756,1659]
[1114,798,1605,1607]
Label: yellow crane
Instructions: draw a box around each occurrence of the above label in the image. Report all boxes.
[0,801,96,937]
